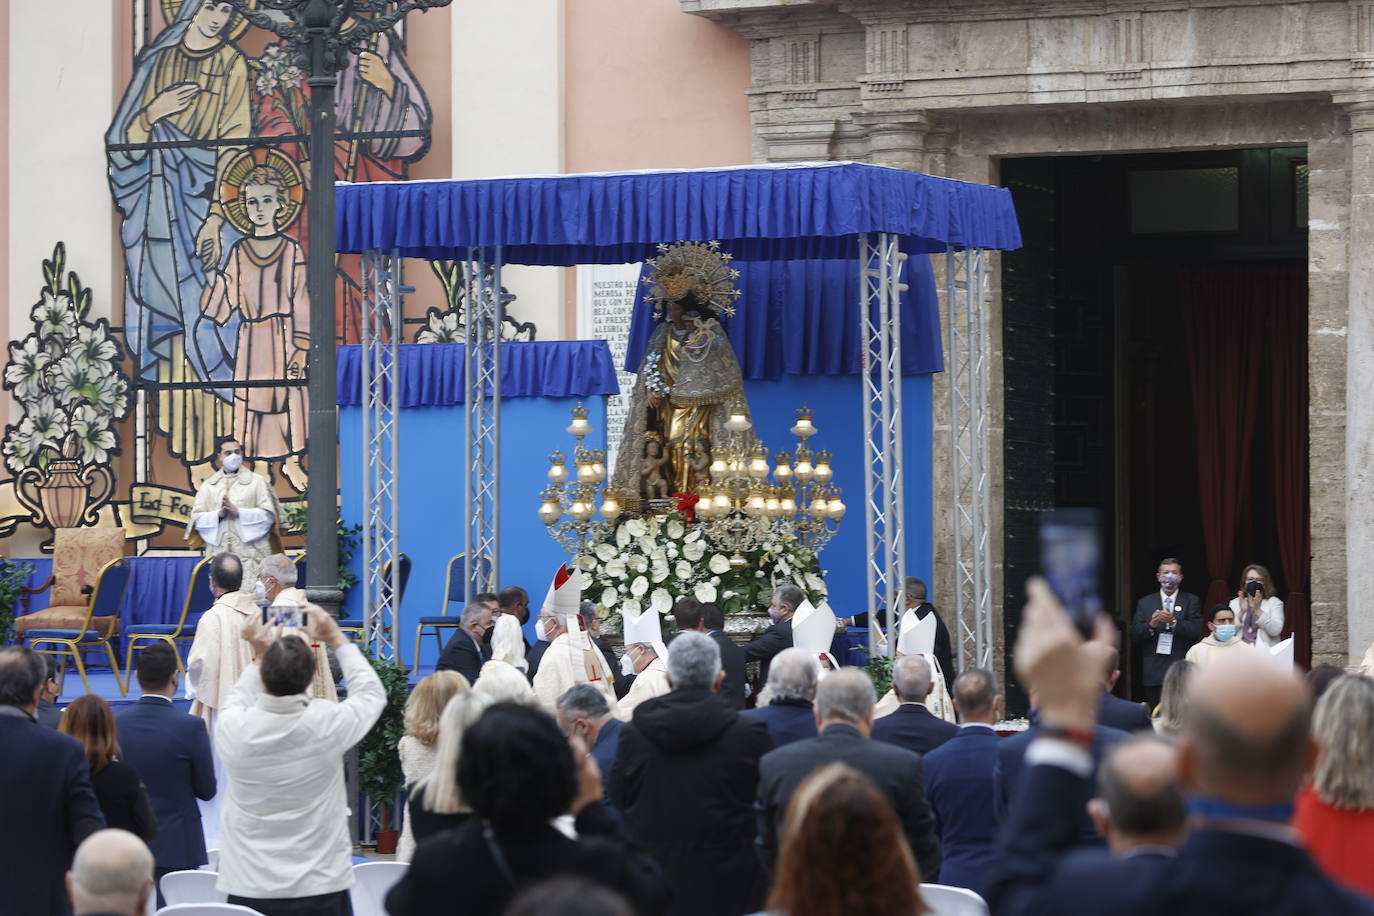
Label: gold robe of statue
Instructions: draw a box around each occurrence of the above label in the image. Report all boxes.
[612,317,751,497]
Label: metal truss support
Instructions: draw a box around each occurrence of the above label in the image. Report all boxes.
[859,232,909,660]
[945,246,994,671]
[360,249,402,663]
[463,248,502,601]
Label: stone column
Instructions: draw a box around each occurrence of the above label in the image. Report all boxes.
[1336,94,1374,665]
[854,110,929,170]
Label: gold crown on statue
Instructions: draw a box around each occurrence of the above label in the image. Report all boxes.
[642,240,742,318]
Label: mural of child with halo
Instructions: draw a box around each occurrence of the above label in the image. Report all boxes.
[199,147,310,491]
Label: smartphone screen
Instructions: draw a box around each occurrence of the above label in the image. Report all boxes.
[1039,508,1104,635]
[262,604,306,627]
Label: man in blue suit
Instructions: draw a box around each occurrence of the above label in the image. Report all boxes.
[989,578,1374,916]
[556,683,624,798]
[116,642,216,903]
[922,667,1003,898]
[872,654,958,755]
[741,647,819,748]
[436,599,494,686]
[1097,646,1153,732]
[0,646,105,916]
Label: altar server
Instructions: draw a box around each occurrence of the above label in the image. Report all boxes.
[532,565,620,715]
[617,607,670,720]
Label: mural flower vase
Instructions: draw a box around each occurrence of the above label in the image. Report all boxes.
[15,458,115,529]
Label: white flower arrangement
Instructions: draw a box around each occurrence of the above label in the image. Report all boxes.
[579,510,827,624]
[2,245,130,474]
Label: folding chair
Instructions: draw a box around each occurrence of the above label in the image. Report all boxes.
[412,552,491,673]
[123,556,213,675]
[160,870,226,906]
[349,861,408,916]
[339,553,411,650]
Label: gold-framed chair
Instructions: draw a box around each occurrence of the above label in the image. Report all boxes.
[24,557,132,696]
[122,555,213,676]
[412,552,491,674]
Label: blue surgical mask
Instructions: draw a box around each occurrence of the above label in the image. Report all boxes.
[1214,624,1237,642]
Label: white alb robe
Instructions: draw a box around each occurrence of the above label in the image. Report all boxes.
[188,469,279,585]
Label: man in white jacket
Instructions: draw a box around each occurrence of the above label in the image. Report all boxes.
[215,606,384,916]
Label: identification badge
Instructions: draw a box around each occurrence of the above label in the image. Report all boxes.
[1156,632,1174,655]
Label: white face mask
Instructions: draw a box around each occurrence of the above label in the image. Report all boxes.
[620,652,637,677]
[767,605,781,624]
[542,617,559,642]
[253,579,268,603]
[221,452,243,472]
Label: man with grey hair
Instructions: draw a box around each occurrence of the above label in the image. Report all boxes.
[556,684,623,796]
[618,642,671,720]
[436,595,494,685]
[741,647,820,748]
[66,829,155,916]
[756,668,941,880]
[610,631,773,916]
[249,554,336,702]
[872,654,958,755]
[744,584,805,686]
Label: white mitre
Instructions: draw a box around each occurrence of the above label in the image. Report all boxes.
[897,606,937,658]
[793,599,839,671]
[622,604,668,660]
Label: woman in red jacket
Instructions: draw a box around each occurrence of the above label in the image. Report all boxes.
[1293,673,1374,897]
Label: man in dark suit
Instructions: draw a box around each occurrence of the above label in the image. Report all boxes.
[846,579,955,683]
[436,599,494,685]
[674,599,748,709]
[744,584,802,687]
[1087,735,1187,855]
[757,668,941,882]
[1097,646,1153,732]
[1129,557,1202,708]
[116,643,216,904]
[922,668,1003,899]
[0,646,105,916]
[555,683,624,798]
[872,654,958,755]
[989,578,1374,916]
[741,647,819,748]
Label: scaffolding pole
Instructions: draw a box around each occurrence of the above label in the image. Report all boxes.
[359,249,402,662]
[945,246,994,671]
[860,232,908,660]
[463,249,502,599]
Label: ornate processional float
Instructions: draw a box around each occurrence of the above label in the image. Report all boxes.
[538,241,845,637]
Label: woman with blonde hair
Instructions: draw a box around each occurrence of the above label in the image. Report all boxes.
[1152,659,1193,738]
[489,613,529,672]
[60,694,157,843]
[764,763,927,916]
[397,670,469,861]
[406,691,492,848]
[1227,562,1285,650]
[474,659,540,706]
[1293,674,1374,897]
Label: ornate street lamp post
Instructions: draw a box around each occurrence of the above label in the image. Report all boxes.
[225,0,450,613]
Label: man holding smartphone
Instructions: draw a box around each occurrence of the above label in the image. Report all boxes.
[1129,558,1202,708]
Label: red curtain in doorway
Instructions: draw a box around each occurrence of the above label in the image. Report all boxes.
[1182,263,1310,665]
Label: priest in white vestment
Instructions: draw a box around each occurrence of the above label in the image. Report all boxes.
[187,437,281,586]
[187,553,260,730]
[617,607,670,720]
[874,608,955,721]
[532,565,620,715]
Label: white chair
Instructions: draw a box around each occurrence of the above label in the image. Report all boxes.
[350,860,409,916]
[920,883,990,916]
[160,870,227,907]
[201,849,220,871]
[156,906,263,916]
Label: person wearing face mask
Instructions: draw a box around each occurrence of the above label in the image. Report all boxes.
[530,565,620,716]
[1227,563,1286,651]
[1186,605,1257,667]
[186,437,281,587]
[617,609,671,721]
[745,584,805,688]
[1130,558,1202,708]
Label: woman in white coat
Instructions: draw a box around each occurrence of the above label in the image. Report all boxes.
[1228,563,1285,650]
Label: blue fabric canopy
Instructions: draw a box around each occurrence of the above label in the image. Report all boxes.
[336,340,619,407]
[335,163,1021,264]
[625,253,943,378]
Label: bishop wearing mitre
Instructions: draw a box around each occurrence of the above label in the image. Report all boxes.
[187,436,281,586]
[532,564,620,716]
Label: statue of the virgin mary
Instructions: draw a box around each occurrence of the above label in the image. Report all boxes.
[611,241,753,500]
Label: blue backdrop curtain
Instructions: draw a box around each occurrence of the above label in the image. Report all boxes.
[625,254,943,378]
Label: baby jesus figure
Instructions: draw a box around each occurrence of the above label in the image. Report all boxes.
[688,437,713,490]
[640,437,670,500]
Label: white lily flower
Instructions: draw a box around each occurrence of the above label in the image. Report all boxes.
[675,560,693,581]
[616,524,632,548]
[602,588,619,608]
[694,582,717,604]
[625,518,648,538]
[666,519,685,539]
[650,588,672,615]
[708,554,731,575]
[630,576,649,597]
[595,543,617,562]
[682,541,706,562]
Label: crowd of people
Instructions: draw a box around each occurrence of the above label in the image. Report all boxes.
[4,549,1374,916]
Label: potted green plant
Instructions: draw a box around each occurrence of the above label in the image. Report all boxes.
[0,559,35,644]
[356,648,410,854]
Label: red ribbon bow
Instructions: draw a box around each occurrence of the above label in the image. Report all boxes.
[672,493,700,523]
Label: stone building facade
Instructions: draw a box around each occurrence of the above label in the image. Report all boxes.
[684,0,1373,668]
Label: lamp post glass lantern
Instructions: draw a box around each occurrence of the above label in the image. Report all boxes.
[223,0,452,613]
